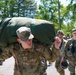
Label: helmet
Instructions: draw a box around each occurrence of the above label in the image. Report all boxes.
[56,30,64,36]
[60,61,68,69]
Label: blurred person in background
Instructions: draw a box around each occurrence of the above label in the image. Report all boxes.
[61,28,76,75]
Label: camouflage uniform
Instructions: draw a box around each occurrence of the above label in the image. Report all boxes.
[0,17,57,75]
[55,39,67,75]
[64,38,76,75]
[0,42,54,75]
[0,39,63,75]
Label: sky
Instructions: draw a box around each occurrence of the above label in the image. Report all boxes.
[59,0,70,6]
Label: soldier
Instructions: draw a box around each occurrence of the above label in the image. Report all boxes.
[61,28,76,75]
[54,30,67,75]
[2,26,49,75]
[0,17,60,75]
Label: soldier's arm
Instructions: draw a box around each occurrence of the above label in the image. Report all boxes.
[61,42,69,62]
[49,43,60,62]
[0,45,13,60]
[0,47,13,65]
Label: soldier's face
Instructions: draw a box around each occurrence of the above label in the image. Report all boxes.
[18,39,33,49]
[58,34,64,40]
[72,31,76,40]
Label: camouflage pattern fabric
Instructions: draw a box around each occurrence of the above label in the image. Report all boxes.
[0,42,51,75]
[13,43,48,75]
[64,38,76,75]
[55,39,67,75]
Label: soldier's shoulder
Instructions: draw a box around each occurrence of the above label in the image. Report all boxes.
[67,38,72,42]
[63,39,67,43]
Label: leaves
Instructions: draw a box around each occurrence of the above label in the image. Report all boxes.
[0,0,36,18]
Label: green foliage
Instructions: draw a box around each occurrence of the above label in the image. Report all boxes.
[35,0,76,33]
[0,0,36,19]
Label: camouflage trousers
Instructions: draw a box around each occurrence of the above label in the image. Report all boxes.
[55,57,65,75]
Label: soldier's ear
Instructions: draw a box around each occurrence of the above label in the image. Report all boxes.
[17,38,21,43]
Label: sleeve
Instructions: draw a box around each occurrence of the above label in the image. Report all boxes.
[49,43,60,62]
[60,41,69,62]
[62,41,69,59]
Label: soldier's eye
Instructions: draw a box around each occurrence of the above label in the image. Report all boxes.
[73,33,76,34]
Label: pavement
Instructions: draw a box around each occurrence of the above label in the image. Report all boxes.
[0,56,70,75]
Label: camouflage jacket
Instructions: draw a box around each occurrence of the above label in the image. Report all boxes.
[0,41,62,75]
[0,42,53,75]
[64,38,76,64]
[59,39,67,57]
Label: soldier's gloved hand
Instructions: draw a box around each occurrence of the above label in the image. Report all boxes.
[54,36,61,49]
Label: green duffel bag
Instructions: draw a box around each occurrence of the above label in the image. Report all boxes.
[0,17,55,48]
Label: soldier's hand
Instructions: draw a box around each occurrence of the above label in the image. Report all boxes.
[54,36,61,49]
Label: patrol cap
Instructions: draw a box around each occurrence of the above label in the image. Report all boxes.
[56,30,64,36]
[16,27,34,41]
[72,28,76,33]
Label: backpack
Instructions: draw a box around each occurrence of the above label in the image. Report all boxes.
[0,17,55,48]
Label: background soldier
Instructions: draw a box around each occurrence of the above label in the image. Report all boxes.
[54,30,67,75]
[61,28,76,75]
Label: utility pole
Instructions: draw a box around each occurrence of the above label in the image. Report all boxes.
[58,0,61,29]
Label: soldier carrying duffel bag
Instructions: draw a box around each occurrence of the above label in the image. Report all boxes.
[0,17,56,75]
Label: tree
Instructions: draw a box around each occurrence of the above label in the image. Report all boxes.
[35,0,63,30]
[0,0,37,19]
